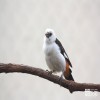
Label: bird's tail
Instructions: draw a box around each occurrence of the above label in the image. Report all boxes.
[65,73,74,81]
[64,63,74,81]
[64,67,74,81]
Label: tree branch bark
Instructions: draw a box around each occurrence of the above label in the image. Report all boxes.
[0,63,100,93]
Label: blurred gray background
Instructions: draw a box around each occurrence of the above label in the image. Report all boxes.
[0,0,100,100]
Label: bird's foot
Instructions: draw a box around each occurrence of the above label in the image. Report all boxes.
[59,75,63,86]
[46,70,53,75]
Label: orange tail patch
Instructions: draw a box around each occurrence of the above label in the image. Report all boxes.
[64,63,70,78]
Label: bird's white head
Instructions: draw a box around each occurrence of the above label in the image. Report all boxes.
[44,28,56,44]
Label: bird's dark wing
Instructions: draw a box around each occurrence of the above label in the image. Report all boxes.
[55,38,72,67]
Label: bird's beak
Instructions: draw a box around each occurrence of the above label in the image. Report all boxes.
[45,33,50,38]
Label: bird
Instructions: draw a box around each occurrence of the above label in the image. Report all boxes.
[43,28,74,81]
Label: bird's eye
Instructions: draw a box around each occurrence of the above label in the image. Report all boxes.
[48,32,52,36]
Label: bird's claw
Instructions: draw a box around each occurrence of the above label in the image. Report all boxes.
[59,76,63,86]
[46,70,53,75]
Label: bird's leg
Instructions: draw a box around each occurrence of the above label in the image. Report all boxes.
[59,73,63,86]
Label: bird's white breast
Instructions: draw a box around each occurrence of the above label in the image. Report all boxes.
[43,42,66,72]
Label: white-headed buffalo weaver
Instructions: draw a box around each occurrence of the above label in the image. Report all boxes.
[43,29,74,81]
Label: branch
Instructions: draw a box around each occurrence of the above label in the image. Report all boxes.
[0,63,100,93]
